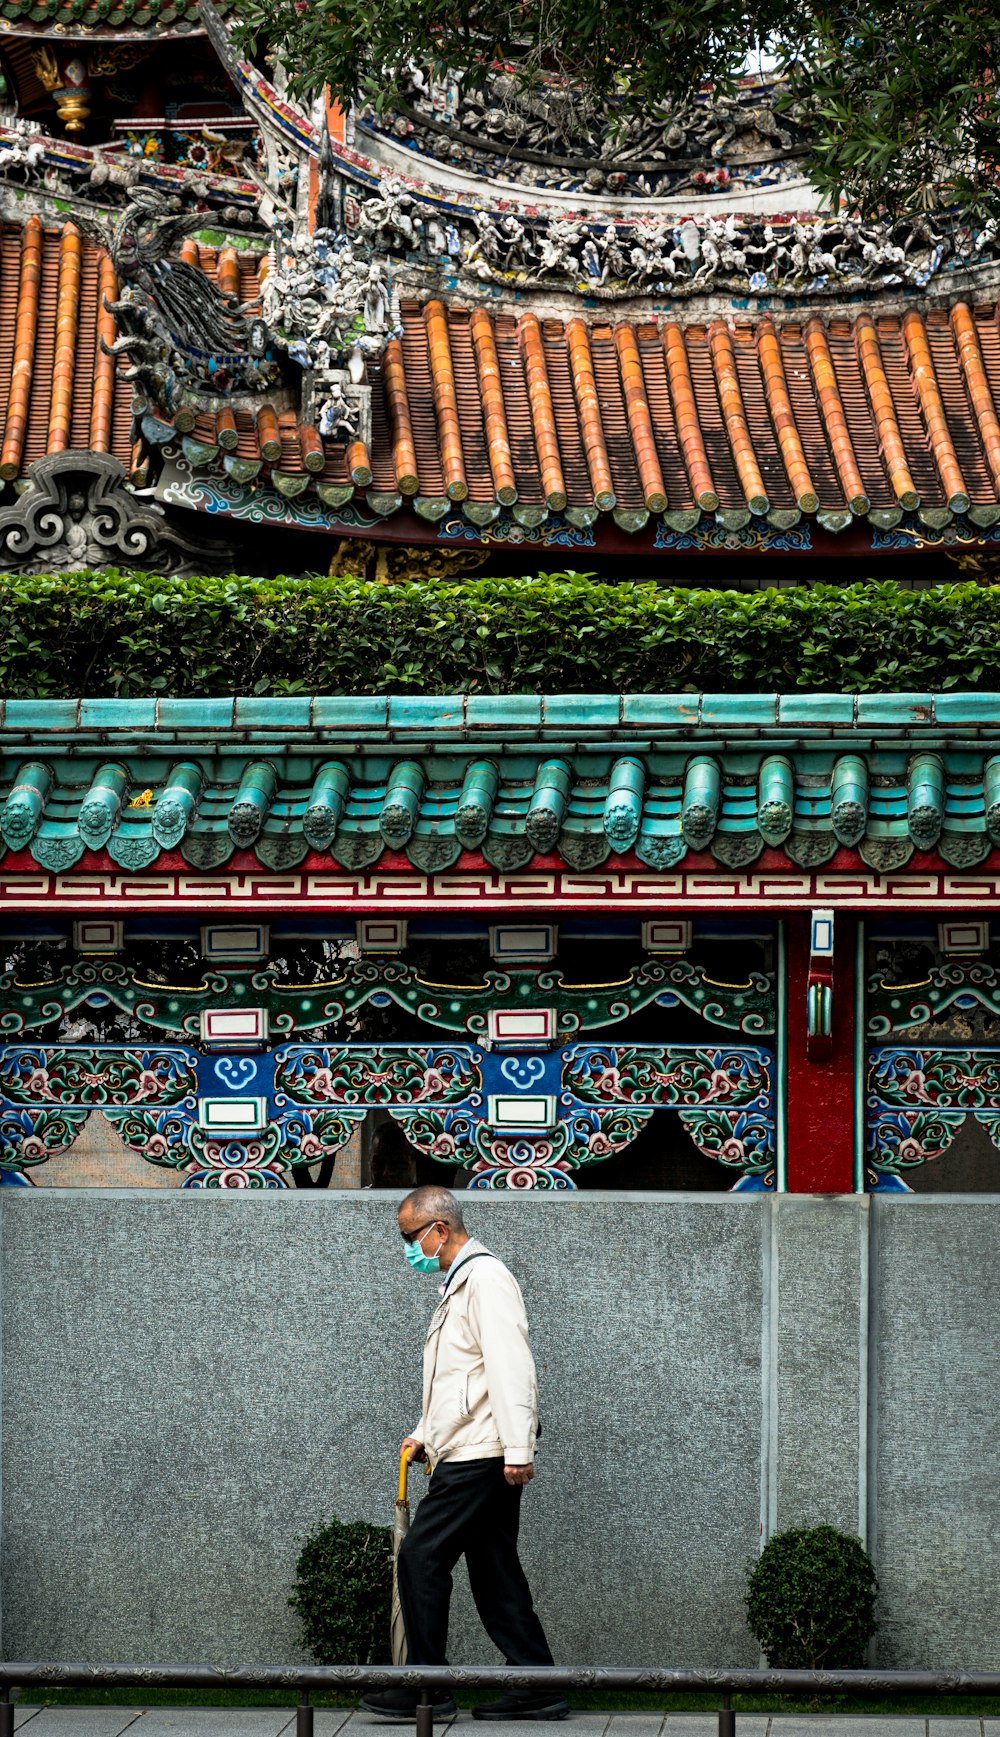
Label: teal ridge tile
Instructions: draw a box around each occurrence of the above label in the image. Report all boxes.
[79,699,158,729]
[387,697,465,732]
[701,696,778,726]
[541,696,622,728]
[234,698,313,728]
[855,694,935,726]
[156,698,235,729]
[466,695,542,727]
[2,700,80,730]
[934,694,1000,726]
[311,697,389,729]
[776,695,855,725]
[621,696,700,727]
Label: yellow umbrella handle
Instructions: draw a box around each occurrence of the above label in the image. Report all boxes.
[397,1447,411,1504]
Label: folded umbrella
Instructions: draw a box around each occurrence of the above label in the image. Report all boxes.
[391,1447,411,1667]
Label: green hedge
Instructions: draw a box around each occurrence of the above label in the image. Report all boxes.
[1,569,999,695]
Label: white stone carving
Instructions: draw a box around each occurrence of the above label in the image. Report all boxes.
[335,173,996,302]
[263,222,401,370]
[359,68,811,200]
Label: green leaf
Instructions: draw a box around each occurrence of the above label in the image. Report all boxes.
[0,570,996,697]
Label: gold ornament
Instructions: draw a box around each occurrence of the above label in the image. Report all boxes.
[945,551,1000,583]
[33,47,90,132]
[327,539,488,581]
[32,46,61,92]
[55,89,90,132]
[87,44,154,76]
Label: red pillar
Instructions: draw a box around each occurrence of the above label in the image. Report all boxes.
[784,911,856,1192]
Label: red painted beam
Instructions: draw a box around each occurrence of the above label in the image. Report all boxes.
[785,911,856,1192]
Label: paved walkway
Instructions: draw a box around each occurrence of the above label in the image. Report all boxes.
[7,1709,995,1737]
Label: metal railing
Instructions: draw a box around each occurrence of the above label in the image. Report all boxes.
[1,1664,998,1737]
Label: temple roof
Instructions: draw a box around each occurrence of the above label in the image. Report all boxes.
[157,291,1000,547]
[369,298,1000,531]
[0,215,260,488]
[7,211,1000,556]
[0,214,134,483]
[1,692,999,876]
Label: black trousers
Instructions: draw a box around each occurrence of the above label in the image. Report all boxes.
[397,1457,555,1667]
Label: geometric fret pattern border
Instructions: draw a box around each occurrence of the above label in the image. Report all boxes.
[1,869,1000,911]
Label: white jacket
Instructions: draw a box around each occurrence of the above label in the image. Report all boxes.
[412,1240,539,1468]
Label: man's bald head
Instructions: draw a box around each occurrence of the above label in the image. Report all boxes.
[400,1184,466,1231]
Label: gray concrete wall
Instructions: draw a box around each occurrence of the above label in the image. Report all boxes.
[764,1196,870,1543]
[2,1191,999,1670]
[0,1192,767,1668]
[869,1196,1000,1669]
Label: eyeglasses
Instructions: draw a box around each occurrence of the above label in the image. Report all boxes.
[400,1219,440,1245]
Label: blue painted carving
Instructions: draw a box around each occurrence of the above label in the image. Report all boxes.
[273,1045,483,1105]
[0,1039,776,1191]
[0,1105,88,1177]
[0,1045,198,1105]
[653,519,811,552]
[866,1044,1000,1190]
[562,1044,771,1106]
[437,511,596,548]
[0,1044,366,1188]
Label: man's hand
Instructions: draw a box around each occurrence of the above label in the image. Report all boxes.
[401,1435,427,1464]
[504,1463,534,1486]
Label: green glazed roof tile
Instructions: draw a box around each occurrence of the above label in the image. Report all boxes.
[312,697,390,730]
[855,695,936,726]
[466,696,542,729]
[776,695,856,725]
[3,700,80,730]
[794,788,832,820]
[0,743,987,872]
[934,695,1000,726]
[78,699,158,729]
[620,697,700,727]
[157,698,235,730]
[387,697,466,733]
[541,696,622,729]
[701,696,778,726]
[233,697,313,730]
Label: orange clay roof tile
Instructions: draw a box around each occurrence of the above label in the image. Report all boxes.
[364,299,1000,526]
[5,213,1000,538]
[0,220,121,477]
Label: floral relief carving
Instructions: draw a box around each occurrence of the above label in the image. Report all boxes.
[0,1039,774,1189]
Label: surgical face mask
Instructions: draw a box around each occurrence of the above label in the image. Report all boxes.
[404,1222,444,1274]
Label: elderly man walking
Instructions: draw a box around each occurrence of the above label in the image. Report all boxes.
[361,1185,567,1724]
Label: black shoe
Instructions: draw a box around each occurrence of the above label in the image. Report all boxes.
[472,1691,570,1721]
[360,1689,458,1721]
